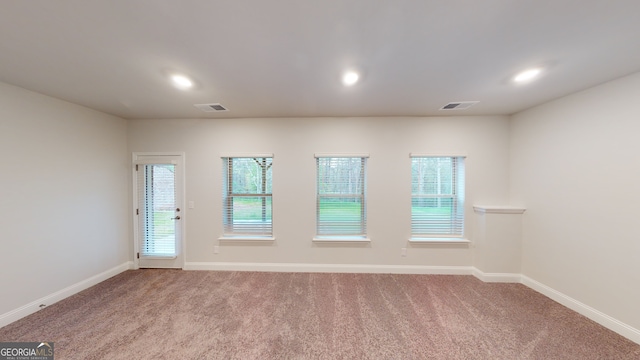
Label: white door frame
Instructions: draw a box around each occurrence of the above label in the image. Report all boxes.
[132,152,186,269]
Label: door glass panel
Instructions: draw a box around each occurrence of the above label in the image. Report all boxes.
[139,164,176,257]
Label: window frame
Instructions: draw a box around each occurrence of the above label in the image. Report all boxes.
[314,154,369,242]
[220,155,274,240]
[410,154,466,242]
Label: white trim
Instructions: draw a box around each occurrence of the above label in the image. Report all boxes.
[410,153,468,158]
[0,262,133,328]
[134,158,177,165]
[473,205,526,214]
[220,153,273,158]
[521,275,640,345]
[132,151,184,156]
[314,153,370,158]
[132,151,185,164]
[184,262,473,274]
[219,236,275,242]
[131,153,137,268]
[312,237,371,243]
[409,238,470,244]
[471,268,522,283]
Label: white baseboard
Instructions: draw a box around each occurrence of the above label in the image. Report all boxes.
[185,262,522,283]
[471,268,522,283]
[184,262,474,275]
[521,275,640,345]
[0,261,133,328]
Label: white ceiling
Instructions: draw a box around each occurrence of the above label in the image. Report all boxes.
[1,0,639,120]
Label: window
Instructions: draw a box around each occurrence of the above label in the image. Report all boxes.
[315,156,367,238]
[222,156,273,237]
[411,156,465,238]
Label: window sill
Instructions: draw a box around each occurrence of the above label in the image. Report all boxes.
[140,255,177,259]
[409,238,470,244]
[313,236,371,243]
[218,236,275,242]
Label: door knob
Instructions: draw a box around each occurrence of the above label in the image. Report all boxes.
[172,216,181,220]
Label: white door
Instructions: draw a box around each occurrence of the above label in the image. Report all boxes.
[133,154,184,269]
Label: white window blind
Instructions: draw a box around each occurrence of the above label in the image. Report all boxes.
[137,164,177,256]
[411,156,465,237]
[316,157,367,237]
[222,157,273,236]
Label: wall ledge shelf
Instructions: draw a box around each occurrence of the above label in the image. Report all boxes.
[473,206,526,214]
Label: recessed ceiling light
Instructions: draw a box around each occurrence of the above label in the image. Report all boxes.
[513,68,542,83]
[170,74,194,90]
[342,71,360,86]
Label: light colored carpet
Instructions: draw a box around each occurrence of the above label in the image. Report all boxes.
[1,270,638,359]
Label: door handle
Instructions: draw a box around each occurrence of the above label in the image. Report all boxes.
[171,216,181,220]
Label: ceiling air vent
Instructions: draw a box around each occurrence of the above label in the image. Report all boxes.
[439,101,479,111]
[194,103,229,112]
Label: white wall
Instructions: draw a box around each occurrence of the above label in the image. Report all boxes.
[510,72,640,330]
[128,116,510,268]
[0,82,129,317]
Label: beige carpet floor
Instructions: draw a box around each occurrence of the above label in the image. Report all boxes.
[1,270,639,359]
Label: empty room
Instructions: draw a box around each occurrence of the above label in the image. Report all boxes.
[1,1,639,359]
